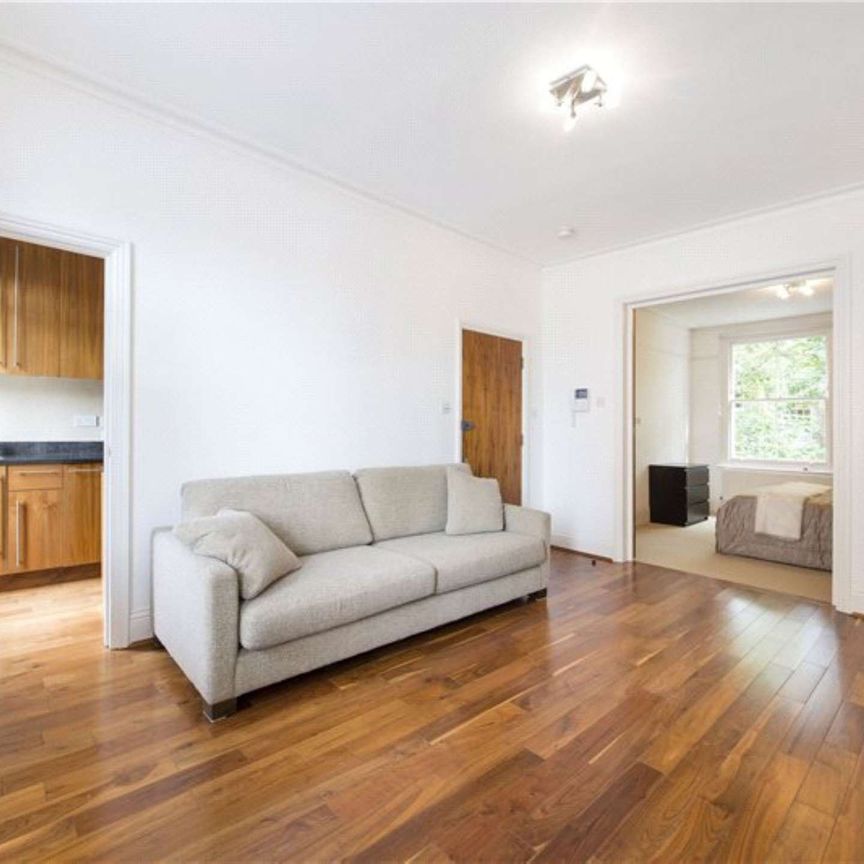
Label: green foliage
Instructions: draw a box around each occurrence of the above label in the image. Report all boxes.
[731,335,828,463]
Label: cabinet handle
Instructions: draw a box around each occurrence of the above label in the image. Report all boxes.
[15,499,23,568]
[67,467,103,474]
[15,469,60,476]
[12,245,20,369]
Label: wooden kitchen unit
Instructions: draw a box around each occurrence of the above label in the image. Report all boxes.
[0,462,102,578]
[0,237,104,380]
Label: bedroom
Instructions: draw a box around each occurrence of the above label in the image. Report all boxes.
[633,276,834,601]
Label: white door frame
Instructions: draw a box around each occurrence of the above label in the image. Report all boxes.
[0,210,133,647]
[454,319,530,505]
[619,255,852,612]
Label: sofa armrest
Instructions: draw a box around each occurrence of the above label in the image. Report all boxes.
[504,504,551,551]
[152,529,239,705]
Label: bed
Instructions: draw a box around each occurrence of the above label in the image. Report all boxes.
[715,484,832,571]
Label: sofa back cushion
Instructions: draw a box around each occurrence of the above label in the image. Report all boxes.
[181,471,372,556]
[354,463,471,541]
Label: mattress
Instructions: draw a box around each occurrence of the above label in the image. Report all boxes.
[715,487,832,571]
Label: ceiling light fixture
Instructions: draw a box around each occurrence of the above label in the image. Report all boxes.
[549,65,607,130]
[557,226,576,240]
[774,280,816,300]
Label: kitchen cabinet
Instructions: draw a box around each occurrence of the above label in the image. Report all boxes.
[0,467,6,573]
[2,462,102,576]
[61,463,102,566]
[1,238,103,380]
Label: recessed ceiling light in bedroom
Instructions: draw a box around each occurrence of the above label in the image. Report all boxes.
[557,226,576,239]
[549,65,607,130]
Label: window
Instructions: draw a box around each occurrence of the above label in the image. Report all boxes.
[728,333,830,465]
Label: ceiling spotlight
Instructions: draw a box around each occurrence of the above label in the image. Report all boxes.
[798,282,815,297]
[549,65,607,127]
[775,284,792,300]
[557,226,576,239]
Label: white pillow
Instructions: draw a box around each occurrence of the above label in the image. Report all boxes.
[445,466,504,535]
[173,509,301,600]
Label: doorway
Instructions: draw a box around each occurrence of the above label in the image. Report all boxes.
[0,212,131,647]
[627,272,844,605]
[460,327,523,505]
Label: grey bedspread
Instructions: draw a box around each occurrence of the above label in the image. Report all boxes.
[715,489,832,571]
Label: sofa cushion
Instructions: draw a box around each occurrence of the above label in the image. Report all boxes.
[445,467,504,535]
[173,509,302,600]
[355,464,471,541]
[377,531,546,594]
[239,546,435,650]
[181,471,372,556]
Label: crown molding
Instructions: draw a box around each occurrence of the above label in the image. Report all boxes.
[0,40,540,268]
[546,179,864,271]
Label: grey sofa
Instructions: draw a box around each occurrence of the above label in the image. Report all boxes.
[153,464,550,720]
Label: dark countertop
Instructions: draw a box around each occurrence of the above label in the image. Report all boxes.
[0,441,104,467]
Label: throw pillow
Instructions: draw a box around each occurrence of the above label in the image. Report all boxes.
[174,509,302,600]
[445,466,504,535]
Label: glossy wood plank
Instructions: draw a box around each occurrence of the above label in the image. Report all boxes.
[0,553,862,862]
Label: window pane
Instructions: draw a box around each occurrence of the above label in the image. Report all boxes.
[732,335,828,400]
[732,399,827,462]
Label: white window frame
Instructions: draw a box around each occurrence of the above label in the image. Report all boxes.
[723,326,832,472]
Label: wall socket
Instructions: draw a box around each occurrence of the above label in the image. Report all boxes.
[74,415,101,428]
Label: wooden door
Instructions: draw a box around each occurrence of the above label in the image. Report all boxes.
[461,329,523,504]
[60,251,104,380]
[4,240,63,377]
[62,464,102,565]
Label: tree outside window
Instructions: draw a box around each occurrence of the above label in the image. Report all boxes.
[729,334,829,464]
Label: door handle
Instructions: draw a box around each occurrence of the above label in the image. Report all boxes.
[15,499,23,568]
[461,420,476,432]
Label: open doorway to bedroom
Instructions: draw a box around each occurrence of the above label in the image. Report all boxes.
[632,275,834,602]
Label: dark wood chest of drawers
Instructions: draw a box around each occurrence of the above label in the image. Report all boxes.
[649,463,709,526]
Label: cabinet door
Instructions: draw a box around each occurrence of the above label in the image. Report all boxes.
[6,240,62,378]
[60,251,104,380]
[0,467,7,574]
[62,464,102,565]
[7,488,65,573]
[0,239,12,372]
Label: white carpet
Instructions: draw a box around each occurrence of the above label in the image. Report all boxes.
[635,517,831,602]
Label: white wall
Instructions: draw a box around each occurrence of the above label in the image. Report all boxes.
[633,308,689,525]
[0,377,103,441]
[689,312,833,511]
[541,188,863,612]
[0,60,541,637]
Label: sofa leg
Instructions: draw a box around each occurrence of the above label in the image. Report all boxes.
[203,697,237,722]
[528,588,548,602]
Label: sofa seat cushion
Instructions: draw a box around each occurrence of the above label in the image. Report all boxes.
[376,531,546,594]
[240,546,435,650]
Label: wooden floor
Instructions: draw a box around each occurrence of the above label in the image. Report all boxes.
[2,552,864,862]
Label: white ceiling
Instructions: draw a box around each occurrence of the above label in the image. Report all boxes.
[648,277,834,329]
[3,4,864,264]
